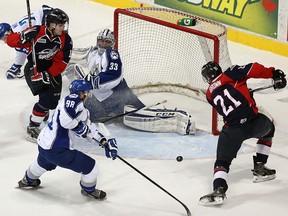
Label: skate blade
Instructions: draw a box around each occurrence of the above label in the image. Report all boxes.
[253,174,276,183]
[26,134,37,143]
[15,185,43,190]
[199,196,225,206]
[16,74,25,79]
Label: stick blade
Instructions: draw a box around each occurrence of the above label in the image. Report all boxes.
[98,123,111,136]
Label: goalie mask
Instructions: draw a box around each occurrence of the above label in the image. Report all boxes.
[201,61,222,84]
[97,29,115,53]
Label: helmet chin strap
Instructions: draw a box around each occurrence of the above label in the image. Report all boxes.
[47,24,56,37]
[48,23,61,37]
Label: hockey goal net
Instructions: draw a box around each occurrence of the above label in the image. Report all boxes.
[114,7,232,135]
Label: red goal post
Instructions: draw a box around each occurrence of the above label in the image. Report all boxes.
[114,7,232,135]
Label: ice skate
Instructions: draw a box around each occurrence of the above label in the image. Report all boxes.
[81,189,107,200]
[26,126,41,143]
[43,112,50,122]
[199,187,226,206]
[252,156,276,183]
[6,64,22,79]
[18,176,41,188]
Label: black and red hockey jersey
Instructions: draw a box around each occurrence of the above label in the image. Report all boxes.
[7,25,72,77]
[205,62,274,127]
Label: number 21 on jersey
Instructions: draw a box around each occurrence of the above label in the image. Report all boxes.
[213,88,241,116]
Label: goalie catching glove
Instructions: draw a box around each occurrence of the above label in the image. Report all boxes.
[272,69,287,90]
[84,73,99,89]
[123,105,196,135]
[84,64,101,89]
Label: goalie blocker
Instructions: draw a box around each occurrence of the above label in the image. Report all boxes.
[123,105,196,135]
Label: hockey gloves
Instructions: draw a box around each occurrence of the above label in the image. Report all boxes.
[72,121,89,138]
[273,69,287,90]
[20,26,40,44]
[90,123,107,144]
[102,138,118,160]
[84,73,97,89]
[31,71,50,85]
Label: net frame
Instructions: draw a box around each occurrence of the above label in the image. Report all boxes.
[114,7,231,135]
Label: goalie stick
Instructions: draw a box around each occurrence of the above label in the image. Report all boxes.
[102,99,168,123]
[90,123,192,216]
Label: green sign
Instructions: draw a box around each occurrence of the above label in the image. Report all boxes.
[155,0,278,38]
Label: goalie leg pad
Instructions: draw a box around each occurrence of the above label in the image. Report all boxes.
[123,105,196,135]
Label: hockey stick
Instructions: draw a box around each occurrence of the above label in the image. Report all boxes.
[117,155,192,216]
[101,99,168,123]
[94,123,191,216]
[249,84,274,93]
[98,122,111,136]
[26,0,38,75]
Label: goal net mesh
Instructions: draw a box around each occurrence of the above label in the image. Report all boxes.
[114,7,232,134]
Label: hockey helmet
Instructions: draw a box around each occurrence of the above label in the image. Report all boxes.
[97,28,115,51]
[0,23,11,40]
[201,61,222,84]
[46,8,69,31]
[69,79,91,95]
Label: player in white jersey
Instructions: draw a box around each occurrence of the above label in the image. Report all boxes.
[18,79,118,200]
[65,29,196,135]
[0,5,68,79]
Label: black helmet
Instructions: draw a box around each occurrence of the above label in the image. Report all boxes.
[46,8,69,27]
[201,61,222,84]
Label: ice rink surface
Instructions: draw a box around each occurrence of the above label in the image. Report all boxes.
[0,0,288,215]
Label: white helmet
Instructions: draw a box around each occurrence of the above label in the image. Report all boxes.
[97,29,115,52]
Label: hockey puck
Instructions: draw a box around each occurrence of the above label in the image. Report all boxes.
[176,156,183,162]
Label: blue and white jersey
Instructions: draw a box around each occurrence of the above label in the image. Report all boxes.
[37,94,89,150]
[10,5,53,64]
[87,48,123,101]
[11,5,52,32]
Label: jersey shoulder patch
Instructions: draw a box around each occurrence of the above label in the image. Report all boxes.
[107,49,119,60]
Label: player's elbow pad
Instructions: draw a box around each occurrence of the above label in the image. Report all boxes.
[72,121,89,138]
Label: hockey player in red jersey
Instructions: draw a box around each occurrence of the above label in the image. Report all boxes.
[199,61,287,205]
[6,8,73,143]
[0,5,56,79]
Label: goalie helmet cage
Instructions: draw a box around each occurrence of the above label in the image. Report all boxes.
[114,7,232,135]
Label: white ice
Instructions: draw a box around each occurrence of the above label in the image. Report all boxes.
[0,0,288,216]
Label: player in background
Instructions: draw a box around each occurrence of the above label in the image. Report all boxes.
[199,61,287,205]
[65,28,196,135]
[0,5,57,79]
[18,79,118,200]
[6,8,73,143]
